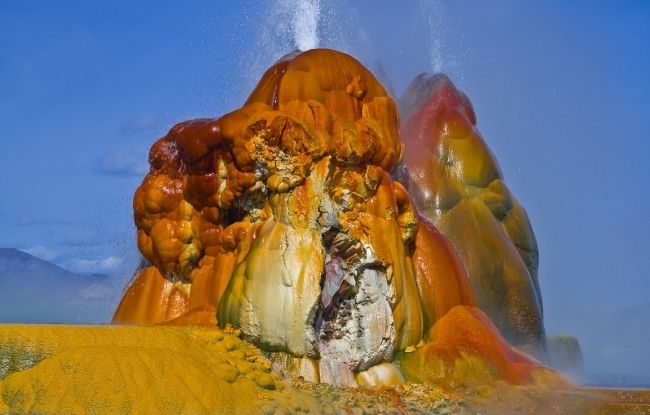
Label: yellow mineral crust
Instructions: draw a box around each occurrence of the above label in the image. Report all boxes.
[2,325,647,415]
[0,325,321,414]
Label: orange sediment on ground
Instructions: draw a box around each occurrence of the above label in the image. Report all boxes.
[408,219,550,388]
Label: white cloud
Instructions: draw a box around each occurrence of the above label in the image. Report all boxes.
[96,150,148,177]
[119,114,168,137]
[78,283,114,300]
[64,256,123,274]
[24,246,60,262]
[16,218,81,227]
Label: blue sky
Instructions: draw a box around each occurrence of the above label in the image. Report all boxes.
[1,0,649,366]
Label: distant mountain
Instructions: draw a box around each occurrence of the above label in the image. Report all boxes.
[605,302,650,329]
[571,301,650,384]
[0,248,123,323]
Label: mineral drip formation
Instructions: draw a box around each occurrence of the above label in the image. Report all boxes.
[114,49,562,388]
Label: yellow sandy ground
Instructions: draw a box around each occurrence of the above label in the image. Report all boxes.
[0,324,320,414]
[1,324,649,415]
[0,325,458,414]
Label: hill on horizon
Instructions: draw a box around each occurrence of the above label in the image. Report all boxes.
[566,301,650,385]
[0,248,123,323]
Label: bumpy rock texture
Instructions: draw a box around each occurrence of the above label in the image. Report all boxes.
[113,49,554,387]
[0,325,315,414]
[6,325,645,415]
[399,73,546,361]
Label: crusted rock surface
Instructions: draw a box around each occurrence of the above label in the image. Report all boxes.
[113,49,556,387]
[2,325,645,415]
[400,73,546,360]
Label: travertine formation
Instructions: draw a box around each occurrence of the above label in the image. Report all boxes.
[6,325,640,415]
[400,74,546,360]
[113,49,555,387]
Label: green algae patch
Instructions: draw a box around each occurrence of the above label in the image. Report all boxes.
[0,342,48,380]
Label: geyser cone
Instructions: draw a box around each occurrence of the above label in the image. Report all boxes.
[113,48,561,387]
[400,73,546,361]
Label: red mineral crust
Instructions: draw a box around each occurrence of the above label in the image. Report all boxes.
[114,49,562,387]
[400,73,546,360]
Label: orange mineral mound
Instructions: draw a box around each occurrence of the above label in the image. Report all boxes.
[114,48,561,388]
[412,218,475,331]
[114,49,404,328]
[397,305,561,388]
[400,73,546,360]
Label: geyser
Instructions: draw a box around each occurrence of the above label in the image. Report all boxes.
[113,48,562,388]
[400,73,546,361]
